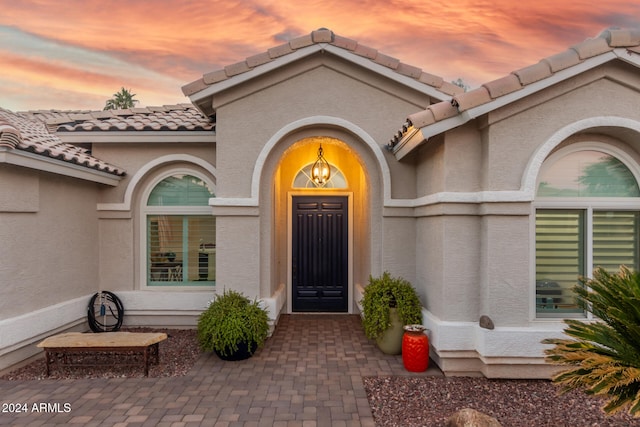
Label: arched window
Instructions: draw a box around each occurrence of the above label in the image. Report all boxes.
[145,173,215,287]
[535,148,640,317]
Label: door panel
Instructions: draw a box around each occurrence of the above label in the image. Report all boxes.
[292,196,348,312]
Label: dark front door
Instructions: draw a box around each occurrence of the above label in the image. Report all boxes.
[292,196,348,312]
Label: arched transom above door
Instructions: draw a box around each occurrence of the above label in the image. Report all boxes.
[278,136,362,192]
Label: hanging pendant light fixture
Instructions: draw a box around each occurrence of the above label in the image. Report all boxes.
[311,144,331,186]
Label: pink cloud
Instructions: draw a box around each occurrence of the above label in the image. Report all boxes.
[0,0,638,110]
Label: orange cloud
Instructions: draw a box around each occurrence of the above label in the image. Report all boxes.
[0,0,638,110]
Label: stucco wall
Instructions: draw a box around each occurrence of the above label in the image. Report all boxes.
[416,214,481,322]
[93,144,217,293]
[478,212,531,327]
[412,64,640,327]
[214,59,426,200]
[483,70,640,192]
[0,168,99,320]
[407,61,640,376]
[93,143,216,205]
[211,58,434,307]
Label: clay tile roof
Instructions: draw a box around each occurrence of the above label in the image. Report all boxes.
[543,49,581,73]
[0,108,125,176]
[512,61,552,86]
[389,27,640,153]
[407,109,436,129]
[23,104,214,133]
[482,74,522,99]
[182,28,464,99]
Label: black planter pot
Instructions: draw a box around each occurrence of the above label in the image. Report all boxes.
[214,341,258,361]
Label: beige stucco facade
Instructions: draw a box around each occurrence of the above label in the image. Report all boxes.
[2,28,639,378]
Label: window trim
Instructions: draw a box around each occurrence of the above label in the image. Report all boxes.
[139,168,216,291]
[532,142,640,320]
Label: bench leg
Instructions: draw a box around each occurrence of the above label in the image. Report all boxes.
[151,343,160,364]
[44,350,51,377]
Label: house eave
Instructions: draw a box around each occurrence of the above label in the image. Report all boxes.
[0,148,123,186]
[394,50,628,160]
[393,116,467,160]
[188,44,453,116]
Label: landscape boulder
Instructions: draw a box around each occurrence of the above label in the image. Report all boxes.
[445,408,502,427]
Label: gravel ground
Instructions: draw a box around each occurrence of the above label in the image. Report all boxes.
[3,329,639,426]
[0,328,200,380]
[364,376,640,427]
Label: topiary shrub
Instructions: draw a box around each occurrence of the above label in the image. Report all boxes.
[197,289,269,359]
[361,271,423,341]
[542,266,640,417]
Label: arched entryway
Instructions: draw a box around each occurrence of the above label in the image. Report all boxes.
[271,136,371,313]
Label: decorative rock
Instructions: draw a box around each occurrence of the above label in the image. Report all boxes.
[445,408,502,427]
[479,315,495,330]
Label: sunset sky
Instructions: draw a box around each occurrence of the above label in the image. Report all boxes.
[1,1,639,111]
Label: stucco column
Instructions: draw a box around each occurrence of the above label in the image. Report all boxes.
[212,205,261,299]
[479,210,531,327]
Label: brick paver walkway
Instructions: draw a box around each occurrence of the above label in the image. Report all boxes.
[1,314,441,426]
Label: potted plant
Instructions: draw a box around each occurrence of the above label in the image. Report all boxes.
[361,272,423,355]
[197,289,270,361]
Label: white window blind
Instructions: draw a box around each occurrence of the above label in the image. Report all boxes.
[593,211,639,272]
[536,209,640,316]
[535,210,584,315]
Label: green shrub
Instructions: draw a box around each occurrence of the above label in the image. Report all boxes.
[361,271,423,340]
[542,266,640,417]
[197,289,269,357]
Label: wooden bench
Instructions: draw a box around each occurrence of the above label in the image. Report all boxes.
[37,332,167,377]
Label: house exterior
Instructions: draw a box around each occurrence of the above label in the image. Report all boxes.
[1,28,639,378]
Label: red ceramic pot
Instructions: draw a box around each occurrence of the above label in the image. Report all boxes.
[402,325,429,372]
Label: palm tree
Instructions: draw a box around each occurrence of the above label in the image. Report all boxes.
[542,266,640,417]
[104,87,139,110]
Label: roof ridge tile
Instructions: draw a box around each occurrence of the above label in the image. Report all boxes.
[513,61,552,86]
[450,86,491,112]
[0,123,21,148]
[352,43,378,59]
[438,81,466,96]
[332,35,358,51]
[268,42,294,59]
[311,28,334,43]
[571,37,612,60]
[407,109,435,129]
[246,51,273,68]
[90,111,115,119]
[224,60,251,77]
[373,52,400,69]
[289,33,314,50]
[417,71,444,88]
[203,69,227,85]
[542,49,581,73]
[429,101,459,122]
[395,62,423,79]
[602,28,640,47]
[181,29,454,102]
[483,74,522,99]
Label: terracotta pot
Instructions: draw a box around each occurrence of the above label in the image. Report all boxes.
[402,325,429,372]
[375,308,404,355]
